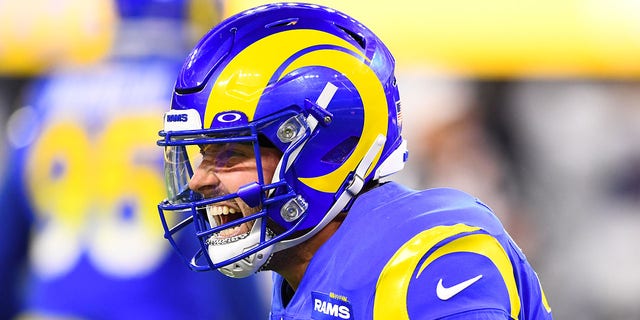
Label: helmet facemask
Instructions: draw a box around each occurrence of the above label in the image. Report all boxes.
[158,110,316,277]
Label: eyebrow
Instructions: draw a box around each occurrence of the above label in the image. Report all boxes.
[200,142,253,153]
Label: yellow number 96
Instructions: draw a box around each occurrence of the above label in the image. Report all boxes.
[26,114,168,278]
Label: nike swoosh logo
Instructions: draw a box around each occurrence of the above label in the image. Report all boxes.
[436,274,483,300]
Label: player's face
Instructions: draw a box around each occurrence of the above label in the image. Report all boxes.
[188,142,281,239]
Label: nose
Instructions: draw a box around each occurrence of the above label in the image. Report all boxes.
[188,163,221,195]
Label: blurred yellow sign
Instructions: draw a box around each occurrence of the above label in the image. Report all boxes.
[224,0,640,78]
[0,0,116,76]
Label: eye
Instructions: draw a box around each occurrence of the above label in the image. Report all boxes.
[199,143,253,168]
[214,148,247,168]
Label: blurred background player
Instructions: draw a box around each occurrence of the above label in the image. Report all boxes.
[0,0,269,319]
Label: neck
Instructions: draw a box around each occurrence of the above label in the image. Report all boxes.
[266,213,346,291]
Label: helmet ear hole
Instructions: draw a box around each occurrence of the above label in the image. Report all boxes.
[321,136,359,164]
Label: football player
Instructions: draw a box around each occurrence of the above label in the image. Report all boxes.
[157,3,553,319]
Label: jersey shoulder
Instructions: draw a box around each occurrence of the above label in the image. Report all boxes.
[364,184,552,319]
[355,183,507,238]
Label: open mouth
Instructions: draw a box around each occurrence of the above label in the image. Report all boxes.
[205,203,253,245]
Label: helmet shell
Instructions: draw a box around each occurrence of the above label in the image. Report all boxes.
[161,3,405,273]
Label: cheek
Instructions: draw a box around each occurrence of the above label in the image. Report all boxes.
[223,171,260,192]
[261,152,282,183]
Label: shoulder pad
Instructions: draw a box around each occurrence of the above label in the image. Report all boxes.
[373,224,520,319]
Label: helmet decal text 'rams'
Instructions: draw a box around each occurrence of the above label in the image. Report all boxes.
[163,109,201,131]
[166,113,189,122]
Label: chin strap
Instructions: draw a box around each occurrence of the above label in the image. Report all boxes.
[273,133,387,253]
[210,217,275,278]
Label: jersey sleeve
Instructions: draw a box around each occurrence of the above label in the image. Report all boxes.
[372,223,543,320]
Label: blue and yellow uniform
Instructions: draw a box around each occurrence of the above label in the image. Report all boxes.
[270,182,552,320]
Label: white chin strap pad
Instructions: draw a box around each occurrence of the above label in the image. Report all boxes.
[209,218,273,278]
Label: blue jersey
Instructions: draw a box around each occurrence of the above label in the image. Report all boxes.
[0,57,267,319]
[270,182,552,319]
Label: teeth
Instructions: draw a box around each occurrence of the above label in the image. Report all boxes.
[207,228,275,247]
[220,226,239,237]
[205,204,241,228]
[204,204,251,243]
[206,206,218,227]
[206,205,238,216]
[207,231,250,246]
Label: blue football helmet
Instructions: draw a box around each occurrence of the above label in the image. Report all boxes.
[158,2,408,278]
